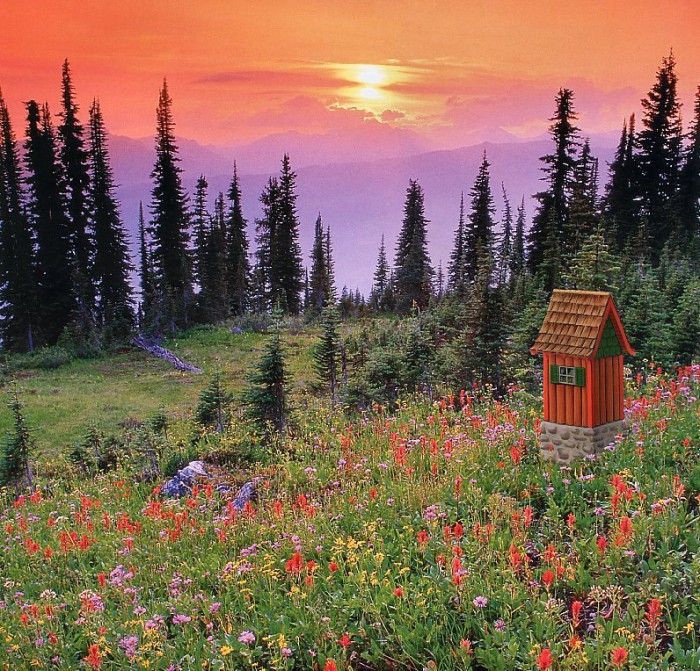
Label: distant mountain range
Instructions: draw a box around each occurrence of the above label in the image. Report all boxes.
[110,133,617,293]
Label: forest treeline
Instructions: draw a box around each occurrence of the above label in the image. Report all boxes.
[0,54,699,393]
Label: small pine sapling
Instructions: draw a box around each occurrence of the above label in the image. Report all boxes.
[1,387,36,490]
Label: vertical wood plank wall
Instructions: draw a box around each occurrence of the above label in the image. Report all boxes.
[546,353,624,427]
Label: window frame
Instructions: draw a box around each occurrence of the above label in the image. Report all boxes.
[558,365,576,386]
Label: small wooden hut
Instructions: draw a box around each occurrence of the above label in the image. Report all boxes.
[530,289,635,463]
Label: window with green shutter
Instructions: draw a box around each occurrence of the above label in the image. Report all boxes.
[550,364,585,386]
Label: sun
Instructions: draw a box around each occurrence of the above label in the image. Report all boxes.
[358,86,383,101]
[355,64,387,87]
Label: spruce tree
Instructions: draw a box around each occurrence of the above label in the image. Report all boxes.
[563,222,621,292]
[272,154,304,313]
[566,139,599,258]
[24,100,76,344]
[670,279,700,364]
[137,202,156,331]
[393,179,433,311]
[637,52,683,256]
[464,154,496,283]
[0,91,39,351]
[243,326,289,436]
[435,260,444,300]
[226,163,249,315]
[192,174,209,289]
[313,306,341,403]
[371,235,390,310]
[58,60,94,314]
[448,192,467,294]
[195,372,233,432]
[149,80,193,333]
[604,115,640,250]
[88,100,134,342]
[0,387,35,490]
[527,88,580,286]
[199,193,229,323]
[496,184,513,287]
[252,176,280,312]
[324,226,336,304]
[308,213,329,313]
[676,87,700,243]
[509,196,526,281]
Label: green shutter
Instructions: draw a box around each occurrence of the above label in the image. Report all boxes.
[575,366,586,386]
[550,364,559,383]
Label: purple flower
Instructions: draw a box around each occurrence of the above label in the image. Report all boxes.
[238,630,256,645]
[172,614,191,625]
[119,635,139,659]
[494,618,506,632]
[473,596,488,609]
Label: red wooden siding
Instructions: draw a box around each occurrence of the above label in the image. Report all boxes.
[545,353,624,427]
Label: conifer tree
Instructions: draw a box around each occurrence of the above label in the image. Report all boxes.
[252,177,279,311]
[137,202,156,331]
[192,174,209,288]
[509,197,526,281]
[88,100,134,342]
[448,192,467,294]
[0,387,35,490]
[226,163,249,315]
[324,225,336,304]
[670,279,700,364]
[313,306,341,403]
[243,324,289,436]
[393,179,433,311]
[371,235,390,310]
[435,260,444,300]
[308,213,329,313]
[24,100,76,344]
[149,80,193,333]
[637,52,683,255]
[496,184,513,286]
[271,154,304,313]
[199,193,229,323]
[464,154,496,283]
[527,88,580,286]
[0,91,39,351]
[58,60,94,314]
[195,372,232,432]
[563,222,621,292]
[676,87,700,243]
[566,139,599,258]
[604,115,639,250]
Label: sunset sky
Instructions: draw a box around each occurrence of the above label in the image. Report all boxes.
[1,0,699,151]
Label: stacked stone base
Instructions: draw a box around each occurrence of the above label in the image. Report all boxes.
[539,419,626,464]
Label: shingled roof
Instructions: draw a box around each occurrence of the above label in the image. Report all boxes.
[530,289,635,358]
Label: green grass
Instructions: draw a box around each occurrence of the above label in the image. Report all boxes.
[0,325,317,456]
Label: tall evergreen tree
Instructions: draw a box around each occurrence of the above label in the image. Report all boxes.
[637,52,683,255]
[0,91,39,351]
[527,88,580,286]
[199,193,229,323]
[88,100,134,342]
[604,115,640,250]
[496,184,513,286]
[563,222,621,292]
[324,225,336,304]
[371,235,390,310]
[272,154,304,313]
[464,154,496,283]
[509,196,526,281]
[313,306,341,403]
[448,192,467,294]
[676,87,700,243]
[137,202,156,330]
[24,100,76,344]
[226,163,249,316]
[148,80,193,334]
[566,139,599,258]
[192,174,209,288]
[252,176,280,312]
[58,60,94,313]
[393,179,433,311]
[308,213,327,313]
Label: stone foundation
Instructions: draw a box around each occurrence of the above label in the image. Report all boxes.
[539,419,626,464]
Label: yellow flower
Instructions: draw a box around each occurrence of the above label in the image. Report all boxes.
[685,622,695,633]
[221,645,233,656]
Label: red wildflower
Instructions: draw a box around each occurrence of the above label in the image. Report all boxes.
[611,647,628,667]
[571,600,583,628]
[596,535,608,555]
[537,647,553,670]
[324,660,338,671]
[329,561,339,573]
[523,506,533,528]
[416,530,429,546]
[459,639,473,654]
[285,551,303,575]
[339,633,351,648]
[646,598,662,629]
[566,513,576,530]
[84,644,102,670]
[541,569,554,588]
[394,586,404,597]
[509,445,522,465]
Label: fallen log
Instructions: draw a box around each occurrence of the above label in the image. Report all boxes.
[131,335,203,374]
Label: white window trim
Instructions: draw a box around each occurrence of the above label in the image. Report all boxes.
[558,366,576,385]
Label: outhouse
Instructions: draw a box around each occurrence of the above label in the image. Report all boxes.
[530,289,635,463]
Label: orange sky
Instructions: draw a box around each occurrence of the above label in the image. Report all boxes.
[1,0,699,148]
